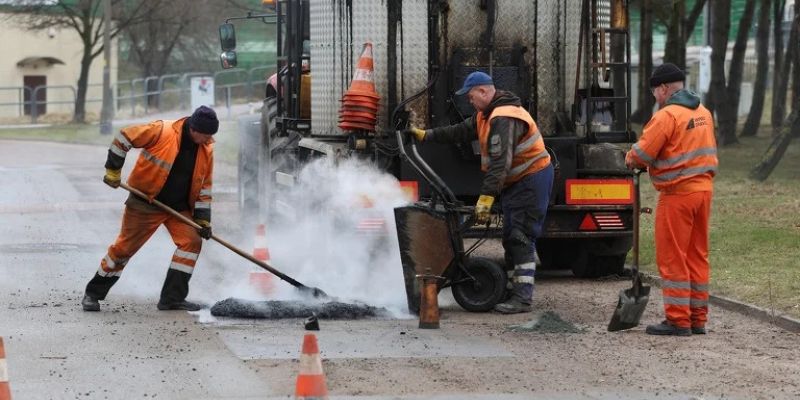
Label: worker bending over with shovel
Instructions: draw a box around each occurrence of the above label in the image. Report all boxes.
[626,63,718,336]
[82,106,218,312]
[406,71,553,314]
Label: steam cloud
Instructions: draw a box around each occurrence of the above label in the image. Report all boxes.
[190,157,414,318]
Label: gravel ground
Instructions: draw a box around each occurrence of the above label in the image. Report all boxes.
[239,261,800,399]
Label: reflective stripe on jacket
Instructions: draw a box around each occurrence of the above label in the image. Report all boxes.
[110,118,214,217]
[628,93,717,193]
[476,105,550,186]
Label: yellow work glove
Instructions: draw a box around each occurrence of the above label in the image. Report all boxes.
[195,219,212,240]
[406,127,427,142]
[103,168,121,188]
[474,194,495,225]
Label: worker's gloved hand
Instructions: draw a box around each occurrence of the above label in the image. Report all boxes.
[404,127,427,142]
[474,194,495,225]
[103,168,121,188]
[195,219,212,240]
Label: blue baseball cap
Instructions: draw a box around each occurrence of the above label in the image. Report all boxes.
[455,71,494,95]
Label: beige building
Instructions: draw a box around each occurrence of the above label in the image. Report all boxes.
[0,13,117,121]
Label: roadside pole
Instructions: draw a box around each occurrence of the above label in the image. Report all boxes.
[99,0,113,135]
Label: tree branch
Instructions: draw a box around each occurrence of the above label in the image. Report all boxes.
[685,0,708,42]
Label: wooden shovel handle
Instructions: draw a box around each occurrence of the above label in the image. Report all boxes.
[118,182,313,291]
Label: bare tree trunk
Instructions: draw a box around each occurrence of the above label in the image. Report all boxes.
[632,0,654,123]
[751,14,800,180]
[792,9,800,117]
[750,110,799,180]
[664,0,687,69]
[718,0,756,145]
[774,14,798,130]
[73,43,94,123]
[771,0,787,127]
[685,0,709,42]
[741,0,772,137]
[707,0,731,116]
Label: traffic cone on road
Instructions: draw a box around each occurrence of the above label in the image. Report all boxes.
[294,334,328,400]
[249,223,274,295]
[339,42,380,133]
[0,337,11,400]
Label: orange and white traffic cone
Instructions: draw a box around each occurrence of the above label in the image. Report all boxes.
[0,337,11,400]
[249,223,274,295]
[339,42,380,133]
[294,334,328,400]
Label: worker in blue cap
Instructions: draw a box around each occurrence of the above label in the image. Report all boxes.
[405,71,554,314]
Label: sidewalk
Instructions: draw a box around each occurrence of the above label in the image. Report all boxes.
[0,102,257,130]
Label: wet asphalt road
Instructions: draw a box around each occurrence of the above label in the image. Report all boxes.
[1,139,799,400]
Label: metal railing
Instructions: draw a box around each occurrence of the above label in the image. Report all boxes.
[0,67,275,123]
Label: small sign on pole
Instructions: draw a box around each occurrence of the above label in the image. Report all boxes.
[190,76,215,110]
[698,46,712,95]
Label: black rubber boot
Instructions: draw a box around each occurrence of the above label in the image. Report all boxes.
[81,295,100,312]
[494,298,532,314]
[85,273,120,301]
[691,326,707,335]
[159,269,191,304]
[157,300,204,311]
[645,320,691,336]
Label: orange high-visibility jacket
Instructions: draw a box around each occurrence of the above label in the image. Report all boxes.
[109,118,214,218]
[627,90,717,193]
[476,105,551,186]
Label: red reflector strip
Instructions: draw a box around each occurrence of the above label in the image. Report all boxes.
[593,212,624,230]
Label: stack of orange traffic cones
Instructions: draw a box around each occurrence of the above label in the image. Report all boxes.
[339,42,380,133]
[0,337,10,400]
[294,334,328,399]
[249,223,274,295]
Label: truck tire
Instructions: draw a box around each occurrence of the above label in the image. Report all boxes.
[452,257,507,312]
[237,113,262,229]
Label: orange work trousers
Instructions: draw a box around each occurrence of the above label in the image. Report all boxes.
[655,190,712,329]
[89,204,202,302]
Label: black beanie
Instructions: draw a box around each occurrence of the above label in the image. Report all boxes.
[190,105,219,134]
[650,63,686,87]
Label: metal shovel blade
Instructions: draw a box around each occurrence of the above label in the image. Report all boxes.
[607,277,651,332]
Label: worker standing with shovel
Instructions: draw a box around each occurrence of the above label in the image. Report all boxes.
[625,63,718,336]
[81,106,219,312]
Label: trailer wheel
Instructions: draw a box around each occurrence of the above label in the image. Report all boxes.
[452,257,507,312]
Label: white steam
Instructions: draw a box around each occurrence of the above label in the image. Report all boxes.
[193,157,413,317]
[268,158,411,314]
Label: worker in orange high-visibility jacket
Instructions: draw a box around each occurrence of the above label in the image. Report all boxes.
[406,71,554,314]
[626,63,718,336]
[81,106,218,312]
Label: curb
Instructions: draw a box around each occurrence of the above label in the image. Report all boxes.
[641,272,800,334]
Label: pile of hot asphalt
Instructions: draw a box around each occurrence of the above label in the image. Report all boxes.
[210,298,389,319]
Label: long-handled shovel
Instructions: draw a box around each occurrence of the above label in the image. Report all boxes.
[607,170,650,331]
[120,182,328,299]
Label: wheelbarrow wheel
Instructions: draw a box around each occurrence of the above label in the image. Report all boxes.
[452,257,507,312]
